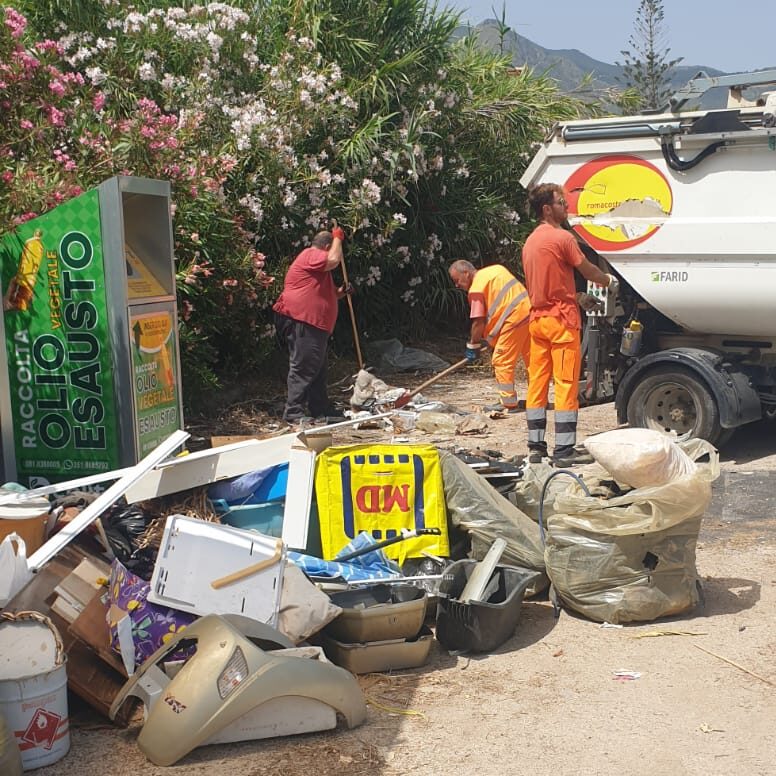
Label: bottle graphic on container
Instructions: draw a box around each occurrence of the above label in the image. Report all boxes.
[4,229,44,312]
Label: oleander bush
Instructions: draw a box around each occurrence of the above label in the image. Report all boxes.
[2,0,583,404]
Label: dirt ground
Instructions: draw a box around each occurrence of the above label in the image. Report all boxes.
[39,362,776,776]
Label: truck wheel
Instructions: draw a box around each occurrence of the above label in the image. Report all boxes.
[626,366,729,446]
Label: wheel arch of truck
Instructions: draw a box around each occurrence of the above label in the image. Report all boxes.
[614,347,762,430]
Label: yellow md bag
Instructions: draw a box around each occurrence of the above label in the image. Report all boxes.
[315,445,449,564]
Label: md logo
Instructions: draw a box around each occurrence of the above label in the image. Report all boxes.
[652,271,689,282]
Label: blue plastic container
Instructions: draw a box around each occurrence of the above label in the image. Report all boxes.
[212,499,285,537]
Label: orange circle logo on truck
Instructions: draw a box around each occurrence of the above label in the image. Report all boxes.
[564,154,673,251]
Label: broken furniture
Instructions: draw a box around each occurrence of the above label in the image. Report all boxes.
[2,540,138,725]
[435,559,541,653]
[109,614,366,767]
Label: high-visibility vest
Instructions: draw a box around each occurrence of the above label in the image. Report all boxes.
[469,265,530,346]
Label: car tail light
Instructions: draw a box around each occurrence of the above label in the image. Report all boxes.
[217,647,248,699]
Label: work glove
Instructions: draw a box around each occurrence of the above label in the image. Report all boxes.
[605,273,620,297]
[576,292,604,312]
[337,282,354,297]
[465,342,483,365]
[332,225,345,241]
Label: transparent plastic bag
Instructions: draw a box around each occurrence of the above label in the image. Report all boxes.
[544,439,718,623]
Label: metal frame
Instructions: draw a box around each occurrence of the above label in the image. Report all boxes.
[97,176,183,465]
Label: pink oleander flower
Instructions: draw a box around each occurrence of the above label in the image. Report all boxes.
[48,106,65,126]
[14,50,40,71]
[4,8,27,40]
[92,92,105,111]
[36,40,64,55]
[48,80,66,98]
[19,119,33,129]
[222,278,239,288]
[1,171,13,184]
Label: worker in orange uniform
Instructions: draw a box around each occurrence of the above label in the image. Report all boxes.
[449,260,531,412]
[522,183,619,466]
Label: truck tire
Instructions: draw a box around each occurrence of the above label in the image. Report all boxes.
[625,365,732,446]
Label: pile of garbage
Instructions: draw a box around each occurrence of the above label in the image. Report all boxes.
[0,424,718,770]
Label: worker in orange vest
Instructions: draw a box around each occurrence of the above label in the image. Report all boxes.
[522,183,618,466]
[449,260,531,412]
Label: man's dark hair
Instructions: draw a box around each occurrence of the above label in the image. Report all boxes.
[312,231,333,249]
[528,183,563,220]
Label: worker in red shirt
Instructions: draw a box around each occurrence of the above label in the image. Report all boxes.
[273,227,352,423]
[449,260,531,412]
[522,183,618,466]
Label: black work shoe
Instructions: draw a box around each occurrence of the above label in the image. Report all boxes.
[320,415,347,424]
[315,407,345,420]
[552,448,594,467]
[527,450,544,464]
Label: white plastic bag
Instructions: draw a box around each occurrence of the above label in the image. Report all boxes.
[584,428,697,489]
[0,533,33,608]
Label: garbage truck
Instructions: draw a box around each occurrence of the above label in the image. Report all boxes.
[519,70,776,446]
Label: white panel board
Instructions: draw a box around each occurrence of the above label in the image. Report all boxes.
[281,445,317,551]
[148,515,285,625]
[124,434,299,503]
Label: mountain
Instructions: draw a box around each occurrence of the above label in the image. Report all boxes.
[456,19,742,110]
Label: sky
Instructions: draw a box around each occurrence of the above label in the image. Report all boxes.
[444,0,776,73]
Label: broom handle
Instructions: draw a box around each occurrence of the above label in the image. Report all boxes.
[340,258,364,369]
[404,358,469,401]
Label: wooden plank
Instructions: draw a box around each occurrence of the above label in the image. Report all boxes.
[69,591,127,677]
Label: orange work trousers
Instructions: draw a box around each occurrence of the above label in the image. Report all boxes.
[526,316,580,412]
[491,322,530,408]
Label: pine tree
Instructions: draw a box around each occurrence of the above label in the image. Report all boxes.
[616,0,683,111]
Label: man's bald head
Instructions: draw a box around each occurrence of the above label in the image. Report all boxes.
[449,259,477,291]
[312,231,333,250]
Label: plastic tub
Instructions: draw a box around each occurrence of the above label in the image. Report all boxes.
[322,626,433,673]
[213,500,284,538]
[435,560,540,653]
[326,584,426,642]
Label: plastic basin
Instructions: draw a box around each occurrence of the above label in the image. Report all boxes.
[435,560,541,653]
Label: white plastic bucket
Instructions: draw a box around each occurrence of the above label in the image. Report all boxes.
[0,612,70,770]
